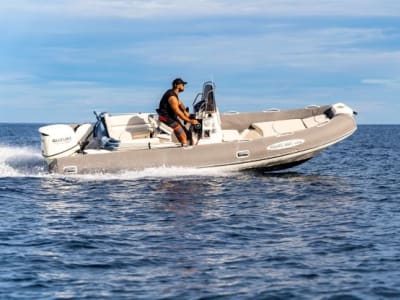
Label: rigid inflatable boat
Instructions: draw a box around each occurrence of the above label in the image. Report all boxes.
[39,81,357,174]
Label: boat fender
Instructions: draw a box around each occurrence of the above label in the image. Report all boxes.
[331,103,355,117]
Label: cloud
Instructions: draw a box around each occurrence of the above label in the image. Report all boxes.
[1,1,399,124]
[361,78,400,88]
[2,0,400,19]
[124,27,400,73]
[0,72,36,83]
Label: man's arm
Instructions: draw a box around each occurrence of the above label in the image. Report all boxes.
[169,97,198,124]
[178,100,190,118]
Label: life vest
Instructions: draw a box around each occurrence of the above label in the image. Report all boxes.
[158,89,179,120]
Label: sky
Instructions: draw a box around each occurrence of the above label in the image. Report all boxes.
[1,0,400,124]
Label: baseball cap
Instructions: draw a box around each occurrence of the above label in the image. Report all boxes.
[172,78,188,86]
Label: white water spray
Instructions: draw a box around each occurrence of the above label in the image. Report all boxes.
[0,145,46,177]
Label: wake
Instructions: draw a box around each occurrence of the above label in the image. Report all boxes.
[0,145,47,177]
[70,166,230,181]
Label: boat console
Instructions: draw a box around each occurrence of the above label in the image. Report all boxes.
[191,81,224,145]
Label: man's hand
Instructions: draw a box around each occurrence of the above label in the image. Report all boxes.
[190,119,199,125]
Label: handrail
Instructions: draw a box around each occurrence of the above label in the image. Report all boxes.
[223,111,240,115]
[305,104,320,109]
[262,108,280,112]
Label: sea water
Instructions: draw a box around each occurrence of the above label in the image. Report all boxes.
[0,124,399,299]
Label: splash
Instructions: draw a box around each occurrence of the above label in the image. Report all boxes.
[69,166,231,182]
[0,145,47,177]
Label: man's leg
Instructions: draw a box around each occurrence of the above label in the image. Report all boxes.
[159,116,188,146]
[171,122,188,146]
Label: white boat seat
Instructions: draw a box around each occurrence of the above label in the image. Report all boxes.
[240,129,262,140]
[302,114,330,128]
[158,122,174,135]
[119,131,133,141]
[147,120,172,142]
[104,113,153,141]
[252,119,306,137]
[75,123,93,142]
[273,119,306,134]
[251,122,275,137]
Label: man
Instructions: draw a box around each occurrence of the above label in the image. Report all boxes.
[157,78,199,146]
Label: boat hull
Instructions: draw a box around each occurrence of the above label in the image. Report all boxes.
[49,113,357,174]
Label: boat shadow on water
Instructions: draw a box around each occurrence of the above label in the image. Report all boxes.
[243,168,334,179]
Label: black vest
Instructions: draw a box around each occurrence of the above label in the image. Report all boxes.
[158,89,179,119]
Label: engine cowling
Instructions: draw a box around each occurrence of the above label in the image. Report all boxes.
[39,124,92,161]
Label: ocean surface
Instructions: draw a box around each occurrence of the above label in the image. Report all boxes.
[0,123,399,300]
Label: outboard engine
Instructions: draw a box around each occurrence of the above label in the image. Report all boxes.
[39,123,93,162]
[192,81,223,144]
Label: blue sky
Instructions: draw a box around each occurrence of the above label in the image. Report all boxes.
[1,0,400,124]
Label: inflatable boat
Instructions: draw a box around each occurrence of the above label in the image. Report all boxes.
[39,81,357,174]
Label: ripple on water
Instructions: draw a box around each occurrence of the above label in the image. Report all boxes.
[1,125,400,299]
